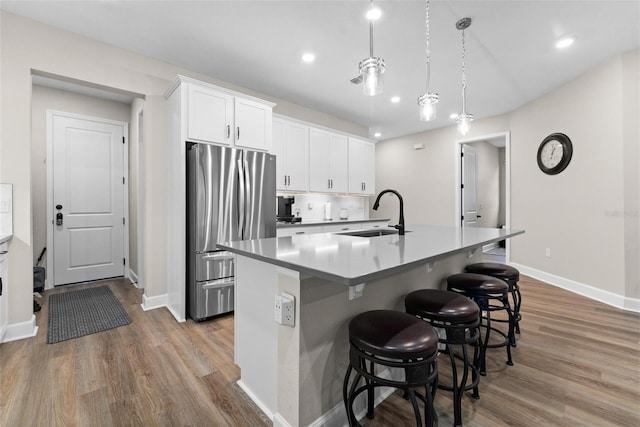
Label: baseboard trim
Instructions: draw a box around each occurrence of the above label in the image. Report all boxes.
[1,315,38,343]
[273,413,292,427]
[308,368,400,427]
[510,263,639,313]
[237,380,274,421]
[129,269,140,287]
[140,293,167,311]
[165,304,186,323]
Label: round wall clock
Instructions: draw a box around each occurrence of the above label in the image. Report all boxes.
[537,132,573,175]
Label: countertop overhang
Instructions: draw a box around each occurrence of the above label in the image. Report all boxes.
[218,225,524,286]
[276,218,390,228]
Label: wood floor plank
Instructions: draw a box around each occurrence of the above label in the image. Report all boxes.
[1,275,639,426]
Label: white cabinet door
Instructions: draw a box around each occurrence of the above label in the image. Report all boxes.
[323,223,362,233]
[276,226,319,237]
[309,129,348,193]
[0,243,8,342]
[234,97,272,151]
[274,119,309,192]
[348,137,375,195]
[309,128,331,192]
[187,84,234,145]
[329,133,348,193]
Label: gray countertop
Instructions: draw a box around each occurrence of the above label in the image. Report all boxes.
[219,225,524,286]
[276,218,390,228]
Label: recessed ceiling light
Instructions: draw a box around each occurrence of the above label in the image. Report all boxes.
[302,53,315,63]
[390,96,400,103]
[449,113,459,119]
[374,132,382,138]
[555,37,574,49]
[366,7,382,21]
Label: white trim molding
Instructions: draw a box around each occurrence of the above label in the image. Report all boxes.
[1,315,38,343]
[140,293,168,311]
[237,380,274,422]
[129,269,142,288]
[511,263,640,313]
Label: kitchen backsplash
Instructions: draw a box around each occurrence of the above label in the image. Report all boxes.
[284,194,370,223]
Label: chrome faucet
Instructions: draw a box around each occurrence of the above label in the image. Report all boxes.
[372,189,405,235]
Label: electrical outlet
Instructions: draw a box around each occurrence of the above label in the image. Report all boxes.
[545,248,551,258]
[274,293,295,326]
[281,293,295,326]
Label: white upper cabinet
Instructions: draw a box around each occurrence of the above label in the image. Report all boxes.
[273,118,309,192]
[234,97,273,151]
[309,128,348,193]
[181,77,274,151]
[348,137,376,195]
[187,84,234,145]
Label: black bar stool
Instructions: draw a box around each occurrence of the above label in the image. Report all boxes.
[405,289,481,427]
[447,273,514,376]
[343,310,439,427]
[465,262,522,343]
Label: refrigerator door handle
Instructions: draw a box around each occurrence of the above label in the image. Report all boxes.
[237,157,246,239]
[242,156,252,238]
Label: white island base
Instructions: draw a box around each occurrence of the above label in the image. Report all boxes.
[234,250,484,426]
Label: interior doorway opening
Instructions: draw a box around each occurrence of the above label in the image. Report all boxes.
[455,131,510,262]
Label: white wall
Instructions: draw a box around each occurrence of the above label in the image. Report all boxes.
[30,85,132,271]
[376,51,640,304]
[374,114,510,227]
[0,11,367,332]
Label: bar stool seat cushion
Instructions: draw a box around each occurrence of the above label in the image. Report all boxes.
[447,273,508,295]
[465,262,519,281]
[349,310,438,359]
[405,289,479,323]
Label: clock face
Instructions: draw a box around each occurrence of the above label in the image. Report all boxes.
[537,133,573,175]
[539,139,564,169]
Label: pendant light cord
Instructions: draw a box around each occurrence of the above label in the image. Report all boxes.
[425,0,431,92]
[461,26,467,114]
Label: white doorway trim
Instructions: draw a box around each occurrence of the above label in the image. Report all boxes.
[46,110,130,289]
[454,131,511,261]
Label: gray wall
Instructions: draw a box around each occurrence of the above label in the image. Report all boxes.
[376,50,640,301]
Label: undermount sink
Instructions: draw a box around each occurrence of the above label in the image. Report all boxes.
[339,229,405,238]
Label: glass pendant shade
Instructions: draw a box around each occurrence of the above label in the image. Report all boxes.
[456,113,474,135]
[418,92,439,121]
[360,57,385,96]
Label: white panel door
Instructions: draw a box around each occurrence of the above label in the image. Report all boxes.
[52,114,126,285]
[462,144,478,227]
[0,243,8,342]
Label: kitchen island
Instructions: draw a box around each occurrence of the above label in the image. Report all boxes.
[218,225,524,427]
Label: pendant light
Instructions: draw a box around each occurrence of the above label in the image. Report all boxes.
[455,17,474,135]
[359,0,385,96]
[418,0,438,121]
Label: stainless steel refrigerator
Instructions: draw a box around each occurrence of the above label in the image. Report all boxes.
[187,143,276,321]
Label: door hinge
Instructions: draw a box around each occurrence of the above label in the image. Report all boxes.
[461,184,464,189]
[122,136,125,144]
[461,152,464,157]
[123,258,126,265]
[461,215,464,220]
[123,177,125,184]
[123,217,125,225]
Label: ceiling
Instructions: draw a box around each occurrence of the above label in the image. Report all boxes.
[2,1,638,140]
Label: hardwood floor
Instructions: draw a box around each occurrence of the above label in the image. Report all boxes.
[1,276,639,426]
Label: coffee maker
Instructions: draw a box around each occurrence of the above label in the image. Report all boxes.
[277,195,301,223]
